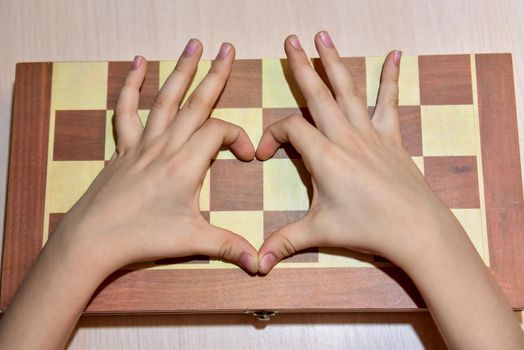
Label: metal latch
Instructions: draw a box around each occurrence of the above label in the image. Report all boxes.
[246,310,280,321]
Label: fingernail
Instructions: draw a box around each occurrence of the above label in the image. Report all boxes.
[288,35,302,50]
[393,50,402,66]
[239,253,256,272]
[260,253,277,274]
[183,39,199,57]
[132,56,142,70]
[319,31,334,48]
[216,42,231,59]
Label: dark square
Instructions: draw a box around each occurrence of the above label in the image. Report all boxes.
[214,59,262,108]
[424,156,480,208]
[419,55,473,105]
[313,56,367,103]
[262,108,314,159]
[53,110,106,161]
[264,211,318,262]
[107,61,159,110]
[367,106,422,157]
[399,106,422,156]
[210,159,263,211]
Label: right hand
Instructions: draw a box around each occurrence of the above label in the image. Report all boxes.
[257,32,462,274]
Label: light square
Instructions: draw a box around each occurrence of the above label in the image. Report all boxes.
[411,156,424,175]
[319,248,375,267]
[366,55,419,106]
[263,158,310,211]
[159,60,211,105]
[104,110,149,160]
[262,59,306,108]
[365,56,383,106]
[210,211,264,250]
[451,208,484,260]
[52,62,108,110]
[47,161,104,213]
[421,105,477,156]
[199,168,210,211]
[210,108,263,159]
[398,55,420,105]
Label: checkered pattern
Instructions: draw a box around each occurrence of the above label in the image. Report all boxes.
[43,54,489,271]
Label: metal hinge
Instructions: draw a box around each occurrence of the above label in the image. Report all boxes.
[246,310,280,321]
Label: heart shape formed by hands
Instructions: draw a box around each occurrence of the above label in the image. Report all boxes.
[63,33,441,281]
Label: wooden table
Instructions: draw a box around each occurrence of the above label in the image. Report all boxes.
[1,0,523,348]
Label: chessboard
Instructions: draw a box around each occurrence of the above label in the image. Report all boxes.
[2,53,523,313]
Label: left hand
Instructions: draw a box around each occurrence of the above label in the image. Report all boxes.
[52,40,259,274]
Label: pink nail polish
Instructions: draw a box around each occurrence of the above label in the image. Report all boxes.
[261,253,276,272]
[289,35,302,50]
[319,31,334,48]
[132,56,142,70]
[393,50,402,66]
[183,39,199,57]
[216,42,231,59]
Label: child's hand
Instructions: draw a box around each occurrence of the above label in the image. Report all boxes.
[53,40,259,274]
[257,33,457,273]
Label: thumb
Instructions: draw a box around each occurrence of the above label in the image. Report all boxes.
[258,216,317,274]
[194,224,259,274]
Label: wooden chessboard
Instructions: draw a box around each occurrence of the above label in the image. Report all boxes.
[2,53,523,314]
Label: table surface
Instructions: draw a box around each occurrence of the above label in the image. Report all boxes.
[1,0,523,348]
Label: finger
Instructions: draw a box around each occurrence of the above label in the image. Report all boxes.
[372,50,402,140]
[182,118,255,172]
[166,42,235,148]
[258,216,315,274]
[114,56,147,153]
[255,115,330,176]
[314,31,371,130]
[195,223,259,273]
[284,34,351,141]
[142,39,203,142]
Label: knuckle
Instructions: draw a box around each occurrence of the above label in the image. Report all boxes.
[387,96,400,108]
[173,63,190,76]
[284,114,304,128]
[217,238,235,261]
[344,86,363,101]
[277,235,297,257]
[313,85,333,102]
[152,92,172,111]
[185,92,212,111]
[207,66,228,82]
[204,118,224,130]
[281,115,304,137]
[383,74,399,84]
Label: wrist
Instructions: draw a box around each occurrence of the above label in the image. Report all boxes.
[385,202,472,274]
[50,221,122,282]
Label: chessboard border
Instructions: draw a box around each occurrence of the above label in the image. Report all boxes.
[1,54,523,313]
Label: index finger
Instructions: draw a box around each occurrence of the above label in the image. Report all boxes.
[181,118,255,172]
[255,115,331,176]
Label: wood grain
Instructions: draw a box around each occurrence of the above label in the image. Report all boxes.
[85,267,424,312]
[54,110,106,161]
[476,53,524,307]
[0,63,51,310]
[424,156,481,208]
[215,59,262,108]
[210,159,263,211]
[419,54,473,105]
[107,61,159,110]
